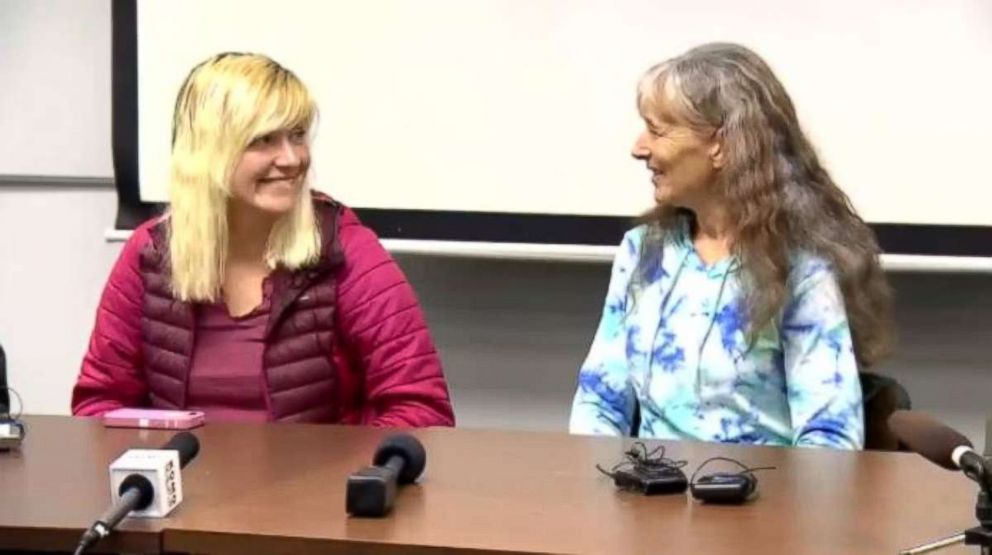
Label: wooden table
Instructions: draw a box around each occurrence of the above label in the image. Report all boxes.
[0,416,980,554]
[0,416,163,553]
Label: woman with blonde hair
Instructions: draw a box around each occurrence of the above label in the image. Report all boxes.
[73,52,454,426]
[570,43,893,448]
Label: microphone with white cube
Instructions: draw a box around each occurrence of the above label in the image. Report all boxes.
[74,431,200,555]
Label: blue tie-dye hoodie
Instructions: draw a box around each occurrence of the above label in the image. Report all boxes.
[569,221,864,449]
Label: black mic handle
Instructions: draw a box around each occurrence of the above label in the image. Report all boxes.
[960,451,986,485]
[382,455,405,479]
[346,465,398,517]
[160,432,200,468]
[75,474,155,555]
[74,477,150,555]
[959,450,992,494]
[345,456,407,518]
[98,486,144,533]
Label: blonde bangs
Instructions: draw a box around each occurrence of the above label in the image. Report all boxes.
[247,76,317,145]
[167,52,321,302]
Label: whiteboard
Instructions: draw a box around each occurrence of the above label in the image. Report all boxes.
[136,0,992,227]
[0,0,113,179]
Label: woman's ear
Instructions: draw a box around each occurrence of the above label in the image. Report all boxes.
[708,132,725,169]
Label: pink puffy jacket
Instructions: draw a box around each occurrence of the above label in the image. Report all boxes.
[72,195,455,427]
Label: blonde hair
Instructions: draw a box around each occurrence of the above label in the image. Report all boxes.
[167,52,320,302]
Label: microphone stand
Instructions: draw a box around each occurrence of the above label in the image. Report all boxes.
[901,468,992,554]
[963,488,992,555]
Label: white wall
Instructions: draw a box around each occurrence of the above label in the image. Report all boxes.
[0,185,119,412]
[0,0,112,178]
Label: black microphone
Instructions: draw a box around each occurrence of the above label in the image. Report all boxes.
[74,432,200,555]
[0,342,9,414]
[0,341,25,452]
[346,433,426,517]
[888,410,991,489]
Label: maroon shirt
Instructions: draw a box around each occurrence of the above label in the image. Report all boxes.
[186,282,273,422]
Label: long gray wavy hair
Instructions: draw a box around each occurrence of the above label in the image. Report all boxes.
[634,43,893,367]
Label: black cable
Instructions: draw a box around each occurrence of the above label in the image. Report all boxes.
[2,386,24,421]
[596,441,688,481]
[688,455,776,487]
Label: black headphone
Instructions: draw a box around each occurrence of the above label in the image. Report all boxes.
[688,457,773,504]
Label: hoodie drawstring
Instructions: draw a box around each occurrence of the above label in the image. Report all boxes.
[695,261,738,396]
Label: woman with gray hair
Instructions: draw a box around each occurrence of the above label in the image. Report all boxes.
[570,43,893,449]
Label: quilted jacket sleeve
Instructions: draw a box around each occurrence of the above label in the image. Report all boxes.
[334,211,455,427]
[71,223,152,416]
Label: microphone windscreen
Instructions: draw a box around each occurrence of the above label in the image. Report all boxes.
[160,431,200,468]
[374,433,426,484]
[888,410,972,470]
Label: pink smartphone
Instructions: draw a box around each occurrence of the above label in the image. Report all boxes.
[102,408,205,430]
